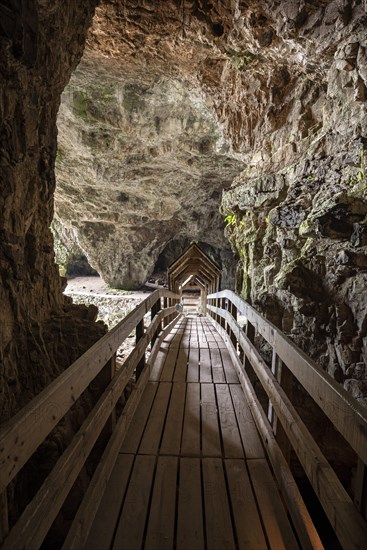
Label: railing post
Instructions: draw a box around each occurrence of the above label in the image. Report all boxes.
[268,349,292,464]
[355,459,367,519]
[220,298,226,330]
[0,490,9,546]
[136,318,145,380]
[243,320,255,382]
[163,296,168,327]
[151,297,161,348]
[230,302,237,349]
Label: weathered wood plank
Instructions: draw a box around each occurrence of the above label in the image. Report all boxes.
[160,382,186,455]
[177,458,204,550]
[199,348,212,383]
[202,458,236,550]
[139,382,172,455]
[112,455,156,550]
[201,384,221,457]
[160,347,180,382]
[210,347,226,383]
[181,383,201,456]
[81,454,134,550]
[248,458,299,550]
[120,382,158,454]
[229,385,265,460]
[225,459,267,550]
[173,348,189,382]
[145,456,178,550]
[221,347,239,384]
[187,348,199,382]
[216,384,243,458]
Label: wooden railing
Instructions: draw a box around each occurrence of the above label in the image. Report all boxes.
[207,289,367,550]
[0,289,180,549]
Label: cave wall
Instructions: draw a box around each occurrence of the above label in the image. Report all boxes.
[219,1,367,401]
[0,0,103,422]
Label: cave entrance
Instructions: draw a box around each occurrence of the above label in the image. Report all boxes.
[168,243,221,315]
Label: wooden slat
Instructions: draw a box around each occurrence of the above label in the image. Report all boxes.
[210,347,226,383]
[181,383,201,456]
[173,348,188,382]
[221,347,239,383]
[177,458,204,550]
[199,348,212,383]
[207,290,367,465]
[229,385,265,459]
[201,384,221,457]
[145,456,178,550]
[160,347,180,382]
[112,455,156,550]
[139,382,172,455]
[216,384,243,458]
[187,348,199,382]
[150,345,170,382]
[120,382,158,454]
[82,454,134,550]
[202,458,236,550]
[225,459,267,550]
[248,458,299,549]
[160,382,186,455]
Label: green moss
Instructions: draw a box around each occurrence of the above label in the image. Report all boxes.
[227,48,259,70]
[73,90,90,122]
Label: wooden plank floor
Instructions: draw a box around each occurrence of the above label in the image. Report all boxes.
[86,316,299,550]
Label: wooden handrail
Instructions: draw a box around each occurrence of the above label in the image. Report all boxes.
[0,289,179,548]
[208,289,367,465]
[207,292,367,549]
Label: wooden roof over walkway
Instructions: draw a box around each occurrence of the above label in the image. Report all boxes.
[168,243,221,294]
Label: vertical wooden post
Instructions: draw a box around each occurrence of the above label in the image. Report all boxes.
[269,350,292,464]
[220,298,226,330]
[243,320,256,384]
[230,302,237,350]
[163,297,168,327]
[136,318,145,380]
[0,490,9,546]
[95,353,117,442]
[151,297,161,347]
[355,459,367,519]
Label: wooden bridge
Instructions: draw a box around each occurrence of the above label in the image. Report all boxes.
[1,249,367,549]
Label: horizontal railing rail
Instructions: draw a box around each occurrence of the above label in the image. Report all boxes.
[207,289,367,550]
[0,289,180,549]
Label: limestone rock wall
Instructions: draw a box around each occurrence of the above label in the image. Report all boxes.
[0,0,103,422]
[220,1,367,401]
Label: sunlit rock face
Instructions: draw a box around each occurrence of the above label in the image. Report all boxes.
[55,54,243,288]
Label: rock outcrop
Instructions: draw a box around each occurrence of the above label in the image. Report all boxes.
[0,0,103,419]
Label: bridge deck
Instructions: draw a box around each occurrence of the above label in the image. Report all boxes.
[86,316,299,550]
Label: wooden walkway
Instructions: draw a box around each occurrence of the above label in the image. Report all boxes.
[85,316,299,550]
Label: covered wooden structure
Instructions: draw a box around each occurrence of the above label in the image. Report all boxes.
[167,243,221,314]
